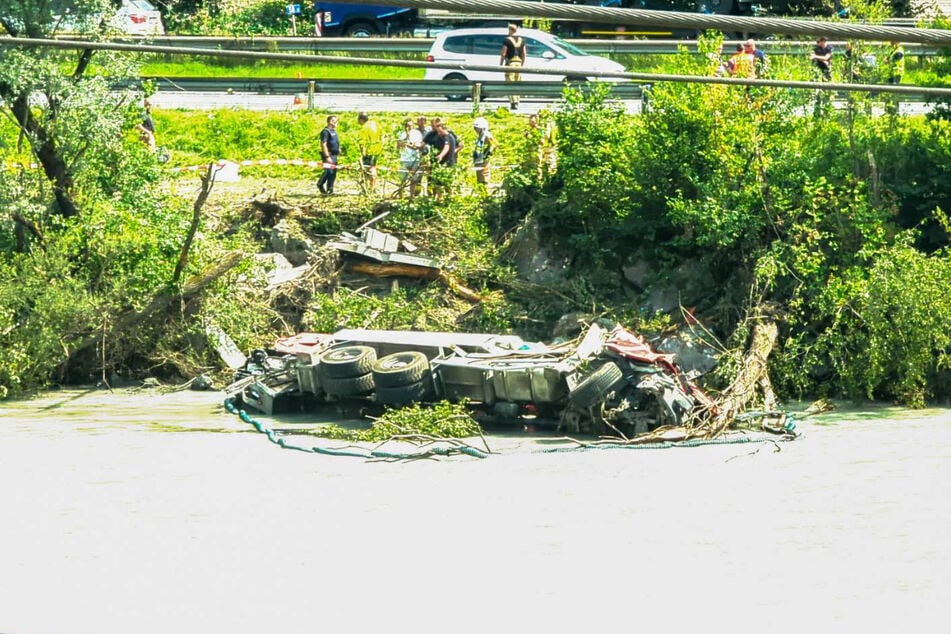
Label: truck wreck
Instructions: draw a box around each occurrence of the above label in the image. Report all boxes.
[229,321,720,438]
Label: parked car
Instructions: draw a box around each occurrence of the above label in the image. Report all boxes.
[115,0,165,35]
[232,323,714,437]
[423,27,628,86]
[49,0,165,35]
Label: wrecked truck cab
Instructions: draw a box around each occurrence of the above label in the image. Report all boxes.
[230,323,711,437]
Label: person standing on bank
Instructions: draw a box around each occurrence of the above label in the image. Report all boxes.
[471,117,495,187]
[356,111,384,193]
[810,37,833,81]
[885,40,905,115]
[317,115,340,195]
[396,117,423,199]
[887,40,905,85]
[500,23,526,111]
[135,98,156,150]
[744,39,769,78]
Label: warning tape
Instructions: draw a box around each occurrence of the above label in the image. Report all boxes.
[168,158,519,174]
[6,157,519,174]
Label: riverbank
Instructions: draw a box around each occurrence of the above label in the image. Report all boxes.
[1,388,949,633]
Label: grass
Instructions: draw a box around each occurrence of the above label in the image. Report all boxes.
[140,54,425,80]
[155,107,531,180]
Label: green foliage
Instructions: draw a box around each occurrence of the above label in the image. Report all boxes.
[548,84,636,244]
[166,0,317,36]
[313,400,482,442]
[140,57,424,80]
[784,237,951,406]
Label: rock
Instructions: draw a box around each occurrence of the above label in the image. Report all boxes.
[639,260,716,316]
[509,217,571,285]
[269,219,317,266]
[622,259,651,290]
[552,312,594,339]
[654,326,720,376]
[190,374,214,391]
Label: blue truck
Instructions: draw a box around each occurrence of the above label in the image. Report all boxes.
[316,2,420,36]
[313,0,709,38]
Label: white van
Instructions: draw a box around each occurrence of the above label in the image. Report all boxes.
[423,27,627,85]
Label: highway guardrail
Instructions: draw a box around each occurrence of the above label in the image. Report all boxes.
[138,77,645,104]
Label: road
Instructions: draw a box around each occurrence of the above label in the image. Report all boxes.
[149,91,643,114]
[149,90,933,117]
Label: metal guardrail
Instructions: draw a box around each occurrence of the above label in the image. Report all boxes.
[133,75,933,105]
[140,77,645,101]
[112,36,947,56]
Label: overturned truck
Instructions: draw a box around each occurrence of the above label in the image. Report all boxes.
[233,323,715,436]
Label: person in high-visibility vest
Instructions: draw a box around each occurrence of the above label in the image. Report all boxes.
[728,43,755,79]
[887,41,905,85]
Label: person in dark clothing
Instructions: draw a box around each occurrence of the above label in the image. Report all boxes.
[434,124,457,167]
[430,123,457,199]
[317,115,340,195]
[141,99,155,136]
[744,39,769,78]
[810,37,833,81]
[499,23,526,111]
[135,98,156,150]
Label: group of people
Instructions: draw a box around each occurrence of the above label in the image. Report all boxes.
[712,37,906,87]
[810,37,905,85]
[715,39,770,79]
[317,112,498,199]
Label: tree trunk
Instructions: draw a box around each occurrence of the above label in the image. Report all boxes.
[7,93,79,218]
[709,303,781,436]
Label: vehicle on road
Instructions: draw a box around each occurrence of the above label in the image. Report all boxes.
[313,0,707,38]
[232,323,714,437]
[115,0,165,35]
[316,2,419,36]
[423,27,628,96]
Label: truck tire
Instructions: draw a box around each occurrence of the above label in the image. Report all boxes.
[375,378,435,406]
[318,345,377,379]
[321,372,375,397]
[372,351,431,387]
[443,73,469,102]
[569,361,627,409]
[345,20,378,37]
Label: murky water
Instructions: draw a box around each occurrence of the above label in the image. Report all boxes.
[1,388,949,634]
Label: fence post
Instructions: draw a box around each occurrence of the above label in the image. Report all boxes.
[308,80,315,110]
[473,82,482,109]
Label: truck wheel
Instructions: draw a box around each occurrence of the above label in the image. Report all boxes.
[569,362,626,409]
[321,372,375,397]
[375,378,435,406]
[345,21,378,37]
[318,345,377,378]
[372,351,430,387]
[443,73,469,102]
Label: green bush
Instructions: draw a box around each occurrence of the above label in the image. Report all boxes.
[313,400,482,441]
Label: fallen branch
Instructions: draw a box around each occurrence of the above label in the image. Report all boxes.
[66,251,245,367]
[708,303,781,437]
[347,260,483,303]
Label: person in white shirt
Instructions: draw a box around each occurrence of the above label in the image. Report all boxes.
[396,117,424,198]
